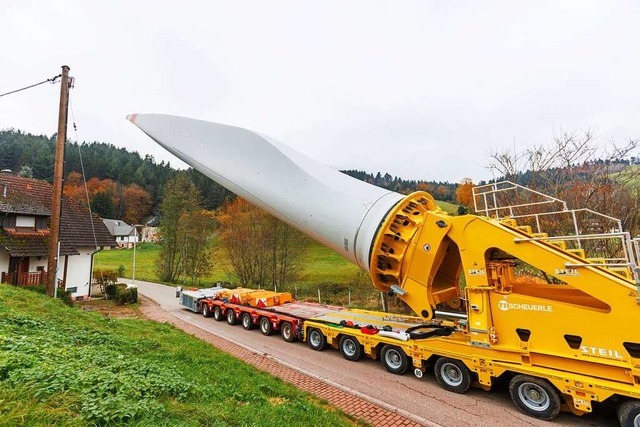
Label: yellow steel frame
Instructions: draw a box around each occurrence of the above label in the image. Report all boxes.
[362,191,640,414]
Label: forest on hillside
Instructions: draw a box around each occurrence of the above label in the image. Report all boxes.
[0,130,458,222]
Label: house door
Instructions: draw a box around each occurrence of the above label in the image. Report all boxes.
[8,257,29,285]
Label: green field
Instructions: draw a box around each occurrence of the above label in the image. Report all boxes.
[0,285,356,426]
[436,200,460,215]
[96,241,361,287]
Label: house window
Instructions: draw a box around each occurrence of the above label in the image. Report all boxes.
[16,215,36,228]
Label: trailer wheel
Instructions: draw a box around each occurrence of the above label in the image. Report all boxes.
[380,345,408,375]
[201,303,212,318]
[617,399,640,427]
[339,335,363,361]
[259,317,273,336]
[509,375,561,421]
[226,309,237,325]
[434,358,472,393]
[213,306,224,321]
[241,312,254,330]
[307,328,326,351]
[281,322,296,343]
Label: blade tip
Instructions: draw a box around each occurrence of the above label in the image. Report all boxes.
[126,113,139,123]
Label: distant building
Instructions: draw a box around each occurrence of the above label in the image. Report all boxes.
[102,219,138,248]
[141,226,160,243]
[0,172,115,298]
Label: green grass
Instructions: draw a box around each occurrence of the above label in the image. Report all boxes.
[0,284,357,426]
[96,241,360,288]
[94,243,161,283]
[298,241,361,286]
[435,200,460,215]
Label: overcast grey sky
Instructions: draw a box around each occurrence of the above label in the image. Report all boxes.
[1,1,638,182]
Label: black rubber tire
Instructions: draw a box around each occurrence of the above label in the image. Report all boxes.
[281,322,296,343]
[241,312,254,330]
[201,303,212,318]
[259,317,273,336]
[380,345,409,375]
[226,308,237,325]
[434,358,472,393]
[617,400,640,427]
[213,305,224,321]
[508,375,561,421]
[307,328,326,351]
[339,335,363,361]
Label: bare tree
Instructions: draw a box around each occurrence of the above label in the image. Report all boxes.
[219,197,308,290]
[487,129,640,234]
[156,174,207,283]
[179,209,217,285]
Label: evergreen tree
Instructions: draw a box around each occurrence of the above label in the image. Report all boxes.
[18,165,33,178]
[92,192,114,218]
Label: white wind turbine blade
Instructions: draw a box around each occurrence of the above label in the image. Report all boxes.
[127,114,403,271]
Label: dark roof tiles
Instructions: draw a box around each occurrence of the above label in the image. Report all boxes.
[0,174,115,252]
[0,228,79,257]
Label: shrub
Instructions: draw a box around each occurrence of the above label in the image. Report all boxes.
[93,270,118,297]
[104,283,118,300]
[129,286,138,303]
[117,264,126,278]
[115,283,138,305]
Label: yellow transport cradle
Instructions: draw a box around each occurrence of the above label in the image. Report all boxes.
[304,182,640,425]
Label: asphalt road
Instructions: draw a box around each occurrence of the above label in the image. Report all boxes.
[134,279,613,427]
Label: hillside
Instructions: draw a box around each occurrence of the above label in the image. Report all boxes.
[0,285,355,426]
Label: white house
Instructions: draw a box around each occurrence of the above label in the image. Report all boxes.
[102,219,138,248]
[0,173,116,298]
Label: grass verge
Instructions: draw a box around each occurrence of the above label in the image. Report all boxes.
[0,285,358,426]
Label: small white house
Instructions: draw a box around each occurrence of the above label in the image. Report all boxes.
[0,173,116,298]
[102,219,139,248]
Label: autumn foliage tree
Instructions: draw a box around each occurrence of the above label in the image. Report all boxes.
[218,197,307,290]
[455,178,474,211]
[63,172,152,223]
[122,184,152,224]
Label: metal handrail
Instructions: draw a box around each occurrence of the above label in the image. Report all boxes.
[473,180,568,217]
[473,181,640,290]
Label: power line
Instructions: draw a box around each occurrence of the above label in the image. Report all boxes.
[0,74,61,98]
[69,94,106,288]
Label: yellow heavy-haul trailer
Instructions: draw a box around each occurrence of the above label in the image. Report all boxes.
[129,114,640,426]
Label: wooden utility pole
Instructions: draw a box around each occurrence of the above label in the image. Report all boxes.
[46,65,70,297]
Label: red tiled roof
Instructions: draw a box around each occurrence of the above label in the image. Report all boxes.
[0,174,116,252]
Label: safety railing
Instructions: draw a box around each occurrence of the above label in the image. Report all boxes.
[473,181,640,288]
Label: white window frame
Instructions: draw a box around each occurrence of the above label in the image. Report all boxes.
[16,215,36,228]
